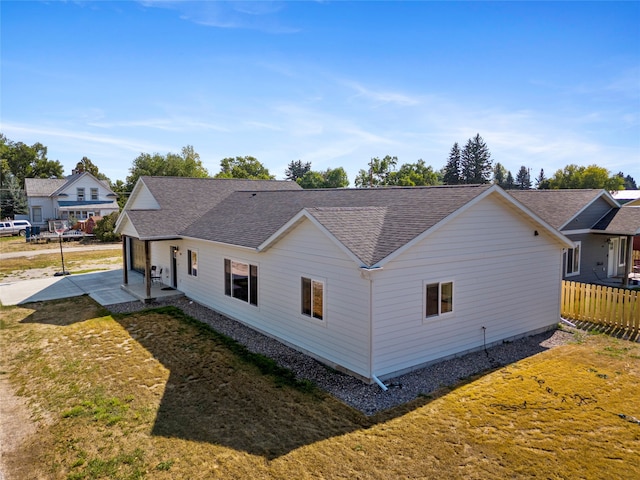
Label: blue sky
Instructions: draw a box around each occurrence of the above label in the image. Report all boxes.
[2,1,639,186]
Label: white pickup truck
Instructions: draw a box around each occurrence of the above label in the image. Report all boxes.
[0,220,32,237]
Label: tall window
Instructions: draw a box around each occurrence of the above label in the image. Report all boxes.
[566,242,581,276]
[425,281,453,318]
[32,207,43,223]
[188,249,198,277]
[619,237,627,267]
[301,277,324,321]
[77,188,85,201]
[90,188,99,200]
[224,259,258,306]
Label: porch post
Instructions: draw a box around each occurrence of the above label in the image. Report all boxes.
[145,239,151,299]
[122,235,128,285]
[622,235,633,287]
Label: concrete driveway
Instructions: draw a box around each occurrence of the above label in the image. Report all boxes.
[0,269,137,306]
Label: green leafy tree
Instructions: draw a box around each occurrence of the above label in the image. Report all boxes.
[284,160,312,182]
[548,164,624,190]
[354,155,398,188]
[389,160,439,186]
[93,212,121,242]
[443,143,462,185]
[1,135,64,186]
[126,145,209,190]
[515,166,532,190]
[215,156,274,180]
[460,134,492,184]
[298,167,349,189]
[493,162,507,187]
[74,156,111,184]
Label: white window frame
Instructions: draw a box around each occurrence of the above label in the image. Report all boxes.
[90,188,99,201]
[224,258,258,306]
[77,188,85,201]
[565,241,581,277]
[301,276,326,324]
[423,280,454,322]
[187,249,198,277]
[618,237,627,268]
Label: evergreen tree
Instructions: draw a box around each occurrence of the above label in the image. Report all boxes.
[505,171,515,190]
[515,166,532,190]
[284,160,311,182]
[443,143,461,185]
[535,168,549,189]
[460,134,492,184]
[616,172,637,190]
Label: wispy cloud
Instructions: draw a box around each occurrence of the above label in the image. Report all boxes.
[137,1,299,33]
[88,117,230,132]
[341,80,422,107]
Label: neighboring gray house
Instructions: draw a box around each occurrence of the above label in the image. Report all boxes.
[116,177,572,384]
[509,189,640,286]
[25,172,119,231]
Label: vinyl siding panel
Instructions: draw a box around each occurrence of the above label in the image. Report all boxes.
[371,194,563,378]
[172,220,372,378]
[565,197,613,230]
[128,183,160,210]
[562,233,609,283]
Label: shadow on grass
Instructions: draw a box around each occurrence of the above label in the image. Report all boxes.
[572,319,639,342]
[16,298,552,460]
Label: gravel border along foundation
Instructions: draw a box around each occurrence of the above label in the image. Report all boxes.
[107,297,576,416]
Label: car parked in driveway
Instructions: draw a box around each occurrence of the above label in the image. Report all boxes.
[0,220,32,236]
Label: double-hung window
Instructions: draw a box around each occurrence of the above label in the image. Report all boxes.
[425,281,453,319]
[90,188,99,201]
[77,188,85,201]
[565,242,581,276]
[188,249,198,277]
[224,259,258,306]
[619,237,627,267]
[301,277,324,321]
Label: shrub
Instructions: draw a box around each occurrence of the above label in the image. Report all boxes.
[93,212,121,242]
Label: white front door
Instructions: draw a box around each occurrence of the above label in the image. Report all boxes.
[607,238,619,277]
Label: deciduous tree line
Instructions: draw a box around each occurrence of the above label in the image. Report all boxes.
[2,132,636,219]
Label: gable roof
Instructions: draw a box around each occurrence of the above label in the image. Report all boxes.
[592,206,640,235]
[508,189,619,230]
[24,172,115,197]
[24,178,68,196]
[120,177,302,239]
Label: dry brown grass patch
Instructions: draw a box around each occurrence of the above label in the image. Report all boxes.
[1,296,639,479]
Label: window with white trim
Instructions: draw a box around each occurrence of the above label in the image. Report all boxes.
[188,249,198,277]
[301,277,324,321]
[77,188,85,201]
[224,259,258,306]
[619,237,627,267]
[90,188,99,201]
[425,281,453,319]
[565,242,581,276]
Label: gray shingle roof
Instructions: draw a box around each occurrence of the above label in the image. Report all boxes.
[129,177,302,238]
[179,184,492,266]
[508,189,609,229]
[593,206,640,235]
[24,178,68,196]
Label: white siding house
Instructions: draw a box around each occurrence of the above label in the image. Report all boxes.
[25,172,119,230]
[116,177,572,383]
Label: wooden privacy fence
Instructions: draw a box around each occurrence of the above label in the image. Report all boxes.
[561,281,639,334]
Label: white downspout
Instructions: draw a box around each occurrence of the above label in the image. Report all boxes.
[363,266,387,391]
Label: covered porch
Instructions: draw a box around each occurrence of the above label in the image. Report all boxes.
[121,270,184,303]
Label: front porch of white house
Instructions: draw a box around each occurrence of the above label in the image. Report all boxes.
[120,236,184,303]
[120,269,184,303]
